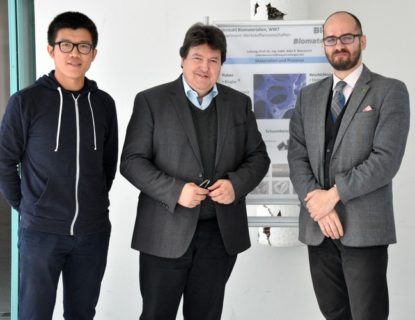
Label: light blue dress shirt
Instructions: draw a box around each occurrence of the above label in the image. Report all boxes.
[182,76,218,110]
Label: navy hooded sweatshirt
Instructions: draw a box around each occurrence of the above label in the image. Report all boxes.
[0,72,118,235]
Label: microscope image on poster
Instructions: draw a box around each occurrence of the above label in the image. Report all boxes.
[253,73,306,119]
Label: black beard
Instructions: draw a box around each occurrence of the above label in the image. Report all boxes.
[327,49,361,71]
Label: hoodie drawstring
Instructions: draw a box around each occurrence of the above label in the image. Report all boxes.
[54,87,63,152]
[88,92,97,150]
[54,89,97,152]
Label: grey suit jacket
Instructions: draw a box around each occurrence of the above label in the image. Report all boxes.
[121,76,270,258]
[288,65,410,247]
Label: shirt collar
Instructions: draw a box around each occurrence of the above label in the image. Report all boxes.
[332,63,363,102]
[182,75,218,110]
[333,63,363,90]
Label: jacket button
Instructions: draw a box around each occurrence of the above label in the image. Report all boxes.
[198,173,203,178]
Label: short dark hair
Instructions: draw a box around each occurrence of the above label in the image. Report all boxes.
[323,11,363,35]
[47,11,98,48]
[179,23,227,64]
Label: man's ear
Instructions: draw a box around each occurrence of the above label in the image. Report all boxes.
[92,48,98,61]
[47,44,54,58]
[360,34,367,50]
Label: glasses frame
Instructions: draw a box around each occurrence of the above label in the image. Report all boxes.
[323,33,362,46]
[54,41,94,55]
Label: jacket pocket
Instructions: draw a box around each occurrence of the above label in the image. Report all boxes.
[34,176,75,220]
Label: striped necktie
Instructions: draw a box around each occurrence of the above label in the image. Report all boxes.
[331,80,347,122]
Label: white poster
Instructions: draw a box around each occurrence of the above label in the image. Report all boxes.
[215,21,331,204]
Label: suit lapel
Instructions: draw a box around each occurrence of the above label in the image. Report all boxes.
[313,79,332,182]
[169,77,203,167]
[333,66,371,155]
[214,87,231,167]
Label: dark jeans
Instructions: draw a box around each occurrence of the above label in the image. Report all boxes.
[308,238,389,320]
[139,219,237,320]
[18,228,110,320]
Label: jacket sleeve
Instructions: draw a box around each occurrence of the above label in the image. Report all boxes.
[0,94,26,209]
[120,92,185,213]
[335,80,410,203]
[226,97,271,201]
[103,97,118,191]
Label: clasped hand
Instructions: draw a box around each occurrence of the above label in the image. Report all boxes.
[305,188,344,239]
[305,188,339,221]
[178,179,235,208]
[317,210,344,239]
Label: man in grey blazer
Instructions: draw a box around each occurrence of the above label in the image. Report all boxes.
[121,23,270,320]
[288,11,410,320]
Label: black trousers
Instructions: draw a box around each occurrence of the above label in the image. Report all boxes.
[308,238,389,320]
[139,219,237,320]
[18,228,110,320]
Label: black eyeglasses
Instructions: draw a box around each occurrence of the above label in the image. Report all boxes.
[54,41,94,55]
[323,33,362,46]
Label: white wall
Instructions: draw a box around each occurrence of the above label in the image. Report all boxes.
[34,1,415,319]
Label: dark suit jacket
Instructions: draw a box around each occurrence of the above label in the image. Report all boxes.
[121,76,270,258]
[288,65,410,247]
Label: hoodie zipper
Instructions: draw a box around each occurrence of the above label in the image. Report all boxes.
[54,87,97,235]
[70,94,81,235]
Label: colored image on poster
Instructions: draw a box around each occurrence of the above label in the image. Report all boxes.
[253,73,306,119]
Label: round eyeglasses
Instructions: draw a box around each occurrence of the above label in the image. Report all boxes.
[54,41,94,55]
[323,34,362,46]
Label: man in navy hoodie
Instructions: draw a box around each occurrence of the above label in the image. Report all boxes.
[0,12,118,319]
